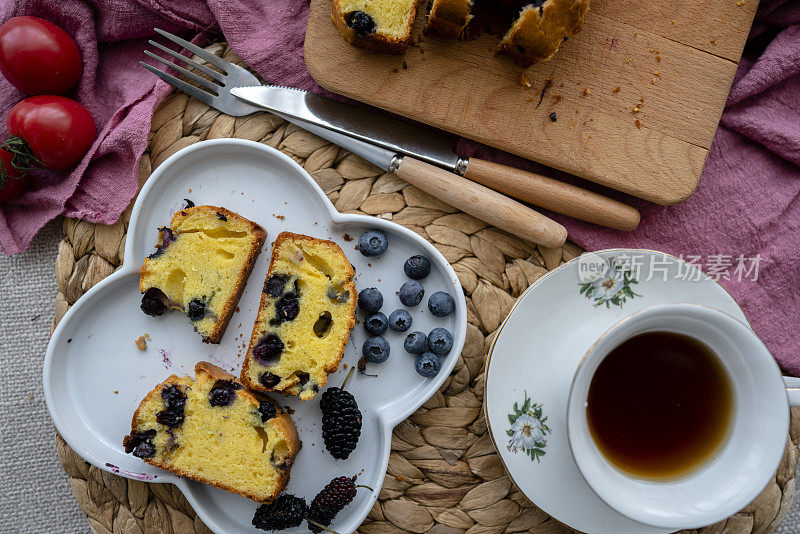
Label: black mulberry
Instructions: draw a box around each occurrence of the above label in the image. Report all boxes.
[252,494,307,531]
[307,476,358,533]
[320,368,361,460]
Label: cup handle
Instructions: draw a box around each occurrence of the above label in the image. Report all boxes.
[784,377,800,406]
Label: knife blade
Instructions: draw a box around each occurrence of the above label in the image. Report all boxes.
[231,85,461,171]
[231,85,640,232]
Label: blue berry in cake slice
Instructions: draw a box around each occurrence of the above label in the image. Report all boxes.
[364,312,388,336]
[428,291,455,317]
[363,336,390,363]
[347,11,377,36]
[358,287,383,312]
[138,206,266,344]
[404,331,428,354]
[388,309,412,332]
[404,255,431,280]
[124,362,300,503]
[415,352,441,378]
[140,287,170,316]
[242,232,357,401]
[399,280,425,307]
[208,379,243,407]
[428,327,454,355]
[357,229,388,257]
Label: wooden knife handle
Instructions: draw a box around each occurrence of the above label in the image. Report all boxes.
[394,156,567,248]
[463,158,641,231]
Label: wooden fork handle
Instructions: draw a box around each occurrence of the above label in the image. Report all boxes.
[463,158,641,231]
[393,156,567,248]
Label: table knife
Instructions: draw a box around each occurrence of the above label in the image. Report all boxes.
[231,85,640,233]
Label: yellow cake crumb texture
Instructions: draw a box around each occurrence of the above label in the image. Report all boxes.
[126,364,297,503]
[338,0,418,38]
[139,206,264,341]
[245,233,356,401]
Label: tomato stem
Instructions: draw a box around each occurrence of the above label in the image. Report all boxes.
[0,136,43,187]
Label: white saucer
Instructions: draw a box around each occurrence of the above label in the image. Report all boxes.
[483,250,749,534]
[43,139,467,534]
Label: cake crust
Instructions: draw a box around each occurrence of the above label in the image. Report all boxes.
[125,362,300,503]
[331,0,418,53]
[426,0,473,39]
[241,232,357,400]
[497,0,591,66]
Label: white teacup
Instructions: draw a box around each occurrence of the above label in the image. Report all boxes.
[566,303,800,530]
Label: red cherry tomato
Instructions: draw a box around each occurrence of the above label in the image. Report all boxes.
[0,16,82,95]
[0,148,27,202]
[7,96,96,170]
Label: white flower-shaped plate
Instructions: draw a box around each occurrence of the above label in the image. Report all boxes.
[484,250,749,533]
[43,139,466,534]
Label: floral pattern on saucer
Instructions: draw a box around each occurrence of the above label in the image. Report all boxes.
[579,256,641,309]
[507,391,550,462]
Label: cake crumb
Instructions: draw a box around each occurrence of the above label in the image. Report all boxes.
[635,119,642,129]
[518,72,532,88]
[343,233,353,242]
[273,214,285,220]
[612,86,621,93]
[552,94,562,104]
[582,87,591,96]
[135,334,151,351]
[710,38,717,45]
[737,0,745,5]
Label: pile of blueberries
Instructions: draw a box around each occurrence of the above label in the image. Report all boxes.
[356,229,456,378]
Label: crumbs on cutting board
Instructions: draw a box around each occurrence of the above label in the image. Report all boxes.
[518,72,531,88]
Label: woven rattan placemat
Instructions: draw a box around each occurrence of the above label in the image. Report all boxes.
[51,43,800,534]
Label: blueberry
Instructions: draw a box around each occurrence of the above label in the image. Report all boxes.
[264,274,288,297]
[253,334,284,367]
[428,291,455,317]
[347,10,377,36]
[123,429,157,458]
[358,287,383,312]
[404,255,431,280]
[364,312,388,336]
[428,328,454,355]
[208,380,242,407]
[399,280,424,307]
[187,299,206,321]
[156,385,186,428]
[358,229,388,257]
[258,400,277,422]
[259,372,281,388]
[148,227,176,259]
[275,294,300,322]
[327,286,350,303]
[141,288,169,316]
[415,352,441,378]
[363,336,390,363]
[404,331,428,354]
[388,309,412,332]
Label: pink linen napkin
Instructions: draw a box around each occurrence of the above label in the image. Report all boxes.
[1,0,798,374]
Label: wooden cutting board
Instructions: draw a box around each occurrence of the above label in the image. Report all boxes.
[304,0,758,205]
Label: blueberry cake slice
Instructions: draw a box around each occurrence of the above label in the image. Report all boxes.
[332,0,419,53]
[426,0,474,39]
[123,362,300,503]
[242,232,357,401]
[139,206,266,343]
[497,0,591,66]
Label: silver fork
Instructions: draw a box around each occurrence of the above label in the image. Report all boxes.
[140,28,262,117]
